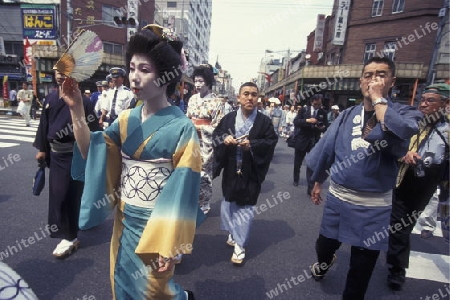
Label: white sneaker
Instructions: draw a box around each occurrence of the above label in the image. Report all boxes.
[226,233,236,247]
[200,203,211,214]
[231,243,245,265]
[52,239,79,258]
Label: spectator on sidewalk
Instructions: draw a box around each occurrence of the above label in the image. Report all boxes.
[30,91,39,120]
[9,88,17,107]
[17,82,33,126]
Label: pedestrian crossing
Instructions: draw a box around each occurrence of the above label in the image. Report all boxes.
[408,221,449,284]
[0,116,38,148]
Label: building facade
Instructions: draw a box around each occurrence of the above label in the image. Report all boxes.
[264,0,449,109]
[0,0,215,100]
[155,0,212,67]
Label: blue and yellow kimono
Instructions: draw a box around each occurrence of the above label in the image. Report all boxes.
[72,106,202,299]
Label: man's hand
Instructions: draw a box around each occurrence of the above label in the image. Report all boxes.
[36,152,46,162]
[238,138,250,151]
[311,182,323,205]
[224,135,238,146]
[401,151,421,165]
[367,76,385,101]
[307,117,318,124]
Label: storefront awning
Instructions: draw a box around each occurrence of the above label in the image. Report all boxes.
[332,78,360,91]
[0,74,25,81]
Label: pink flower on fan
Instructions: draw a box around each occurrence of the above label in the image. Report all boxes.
[86,36,103,53]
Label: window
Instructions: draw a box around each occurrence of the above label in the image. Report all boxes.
[363,43,376,63]
[103,42,123,55]
[392,0,405,13]
[383,42,396,61]
[371,0,384,17]
[167,2,177,8]
[102,5,120,26]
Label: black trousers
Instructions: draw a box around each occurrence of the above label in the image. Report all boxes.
[316,234,380,300]
[387,169,438,269]
[293,148,307,183]
[49,151,83,240]
[293,148,314,193]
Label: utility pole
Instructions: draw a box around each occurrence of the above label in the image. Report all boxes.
[67,0,72,44]
[426,0,448,85]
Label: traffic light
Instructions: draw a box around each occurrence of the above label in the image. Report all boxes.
[113,16,136,26]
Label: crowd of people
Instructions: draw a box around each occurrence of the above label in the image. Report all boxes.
[0,23,445,300]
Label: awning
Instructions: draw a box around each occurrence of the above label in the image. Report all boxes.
[332,78,360,91]
[0,74,25,81]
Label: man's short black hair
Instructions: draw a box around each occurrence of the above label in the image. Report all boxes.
[363,56,396,77]
[239,82,259,94]
[311,94,323,102]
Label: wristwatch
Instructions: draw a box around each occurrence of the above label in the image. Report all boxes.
[372,97,388,107]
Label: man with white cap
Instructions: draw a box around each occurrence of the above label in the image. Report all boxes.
[90,81,103,108]
[328,105,340,123]
[100,67,134,127]
[95,80,109,117]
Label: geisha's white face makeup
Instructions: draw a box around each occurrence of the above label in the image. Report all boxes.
[129,54,165,101]
[194,76,209,97]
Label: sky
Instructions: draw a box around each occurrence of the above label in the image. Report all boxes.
[209,0,335,92]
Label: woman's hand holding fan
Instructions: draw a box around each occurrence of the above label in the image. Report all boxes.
[61,77,83,108]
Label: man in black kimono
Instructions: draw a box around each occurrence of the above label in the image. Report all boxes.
[292,94,328,194]
[212,82,278,265]
[33,70,101,258]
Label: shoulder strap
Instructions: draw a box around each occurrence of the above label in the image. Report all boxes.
[434,123,449,150]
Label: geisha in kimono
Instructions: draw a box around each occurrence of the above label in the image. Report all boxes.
[186,64,218,214]
[61,25,201,300]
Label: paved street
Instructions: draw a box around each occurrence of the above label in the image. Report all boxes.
[0,115,448,300]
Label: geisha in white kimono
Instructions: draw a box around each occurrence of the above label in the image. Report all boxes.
[67,25,202,300]
[187,65,227,214]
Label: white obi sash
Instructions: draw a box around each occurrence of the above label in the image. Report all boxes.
[120,152,173,209]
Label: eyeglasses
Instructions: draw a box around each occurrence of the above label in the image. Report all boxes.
[419,97,442,103]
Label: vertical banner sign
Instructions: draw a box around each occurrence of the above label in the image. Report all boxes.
[332,0,351,46]
[127,0,139,41]
[0,37,5,56]
[23,37,33,81]
[21,4,57,84]
[2,76,8,100]
[313,14,326,52]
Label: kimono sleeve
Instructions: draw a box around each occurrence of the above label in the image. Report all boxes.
[212,113,235,178]
[249,114,278,182]
[366,103,422,158]
[71,114,122,230]
[306,109,347,183]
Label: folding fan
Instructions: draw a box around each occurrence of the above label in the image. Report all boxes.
[53,29,103,82]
